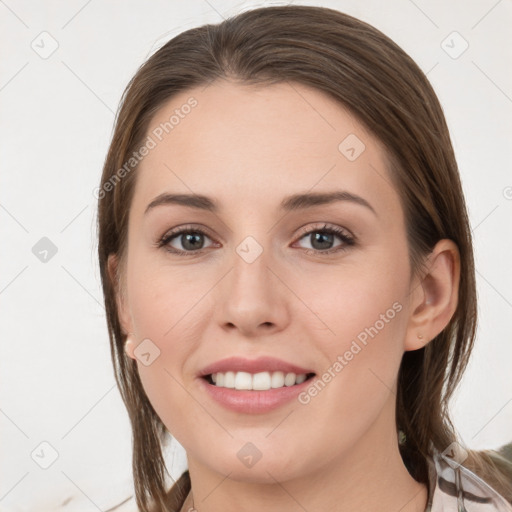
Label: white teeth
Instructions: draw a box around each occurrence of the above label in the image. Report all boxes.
[253,372,271,390]
[284,373,296,386]
[271,371,284,388]
[224,371,235,388]
[295,373,307,384]
[209,370,310,390]
[234,371,252,390]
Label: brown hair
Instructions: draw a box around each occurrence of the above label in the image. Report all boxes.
[96,5,512,511]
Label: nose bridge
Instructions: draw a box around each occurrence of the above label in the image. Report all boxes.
[230,234,274,303]
[215,232,289,334]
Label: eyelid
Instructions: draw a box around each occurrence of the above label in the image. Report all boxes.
[295,222,353,240]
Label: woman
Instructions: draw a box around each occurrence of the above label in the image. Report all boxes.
[96,5,512,512]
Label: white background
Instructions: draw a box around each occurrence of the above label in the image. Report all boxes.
[1,0,511,510]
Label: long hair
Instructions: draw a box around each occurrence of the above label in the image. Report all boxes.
[96,5,512,511]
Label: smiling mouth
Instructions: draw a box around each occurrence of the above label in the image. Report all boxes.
[203,371,316,391]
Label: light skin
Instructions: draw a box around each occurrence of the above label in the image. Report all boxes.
[108,80,460,512]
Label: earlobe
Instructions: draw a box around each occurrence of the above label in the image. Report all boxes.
[404,239,460,351]
[124,334,137,360]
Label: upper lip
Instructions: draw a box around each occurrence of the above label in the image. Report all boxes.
[198,356,315,377]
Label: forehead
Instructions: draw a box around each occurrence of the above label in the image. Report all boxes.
[131,80,399,220]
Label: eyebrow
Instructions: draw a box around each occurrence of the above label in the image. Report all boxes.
[144,191,377,216]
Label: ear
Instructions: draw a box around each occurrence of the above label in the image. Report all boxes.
[404,239,460,351]
[107,253,136,360]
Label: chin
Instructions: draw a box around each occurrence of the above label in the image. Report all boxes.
[203,452,306,485]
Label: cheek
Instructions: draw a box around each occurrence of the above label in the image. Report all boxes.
[126,253,211,343]
[292,249,409,411]
[294,248,409,352]
[125,260,216,435]
[133,327,202,442]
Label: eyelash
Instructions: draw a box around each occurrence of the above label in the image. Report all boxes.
[156,223,356,257]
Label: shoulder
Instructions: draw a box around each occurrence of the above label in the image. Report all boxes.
[426,447,512,512]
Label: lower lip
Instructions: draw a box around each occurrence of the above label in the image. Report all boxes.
[198,376,314,414]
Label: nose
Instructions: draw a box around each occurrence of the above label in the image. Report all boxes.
[215,242,291,338]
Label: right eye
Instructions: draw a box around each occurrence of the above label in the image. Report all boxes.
[157,226,218,255]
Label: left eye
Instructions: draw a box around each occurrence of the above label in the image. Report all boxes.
[294,225,354,253]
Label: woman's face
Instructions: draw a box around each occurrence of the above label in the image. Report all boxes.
[112,80,423,482]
